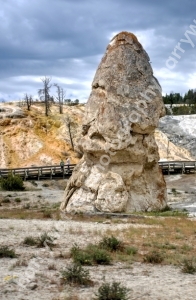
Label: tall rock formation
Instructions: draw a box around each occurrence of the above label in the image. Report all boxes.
[61,31,167,213]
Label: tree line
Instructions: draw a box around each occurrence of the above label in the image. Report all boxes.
[163,89,196,107]
[163,89,196,115]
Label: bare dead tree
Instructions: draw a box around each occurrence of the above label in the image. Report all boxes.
[54,84,66,114]
[65,116,74,150]
[24,94,33,111]
[38,77,52,116]
[61,88,66,109]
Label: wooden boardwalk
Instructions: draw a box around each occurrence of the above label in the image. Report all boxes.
[0,161,196,180]
[0,164,76,180]
[159,161,196,175]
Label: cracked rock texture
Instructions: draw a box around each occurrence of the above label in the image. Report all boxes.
[61,31,167,213]
[159,115,196,159]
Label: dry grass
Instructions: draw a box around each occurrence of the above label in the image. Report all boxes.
[57,213,196,268]
[0,203,195,268]
[62,215,195,268]
[117,217,196,266]
[0,208,61,220]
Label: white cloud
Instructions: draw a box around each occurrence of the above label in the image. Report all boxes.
[186,72,196,90]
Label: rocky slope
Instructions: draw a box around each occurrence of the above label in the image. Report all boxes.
[155,129,192,161]
[0,102,84,168]
[159,115,196,159]
[0,102,194,169]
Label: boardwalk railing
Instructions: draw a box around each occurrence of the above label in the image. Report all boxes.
[0,164,76,180]
[0,161,196,180]
[158,161,196,175]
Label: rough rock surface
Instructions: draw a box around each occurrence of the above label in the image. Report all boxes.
[155,129,193,161]
[159,114,196,159]
[0,105,25,121]
[61,31,167,213]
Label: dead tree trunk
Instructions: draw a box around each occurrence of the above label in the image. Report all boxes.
[54,83,65,114]
[65,116,74,150]
[24,94,32,111]
[38,77,52,117]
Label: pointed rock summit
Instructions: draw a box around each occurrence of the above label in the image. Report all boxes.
[61,31,167,213]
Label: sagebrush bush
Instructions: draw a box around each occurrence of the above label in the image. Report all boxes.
[95,281,129,300]
[99,236,124,252]
[48,263,56,270]
[125,246,138,255]
[71,244,93,265]
[42,183,49,187]
[0,246,17,258]
[23,236,38,246]
[2,198,11,203]
[60,263,91,286]
[181,258,196,274]
[42,210,52,218]
[37,232,55,248]
[0,174,24,191]
[71,244,111,266]
[88,245,111,265]
[15,198,21,203]
[143,250,164,264]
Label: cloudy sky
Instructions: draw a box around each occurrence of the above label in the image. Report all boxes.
[0,0,196,102]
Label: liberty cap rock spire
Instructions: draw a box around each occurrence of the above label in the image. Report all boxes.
[61,31,167,213]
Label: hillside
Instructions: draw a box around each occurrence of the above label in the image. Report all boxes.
[0,102,84,168]
[0,102,193,168]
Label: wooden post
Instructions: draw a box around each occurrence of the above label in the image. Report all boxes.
[24,170,28,181]
[38,168,41,180]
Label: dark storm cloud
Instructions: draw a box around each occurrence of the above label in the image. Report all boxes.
[0,0,196,101]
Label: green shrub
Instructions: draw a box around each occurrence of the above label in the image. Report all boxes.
[37,232,55,248]
[71,244,93,265]
[42,183,49,187]
[23,236,38,246]
[95,281,129,300]
[48,263,56,270]
[42,210,52,218]
[99,236,124,252]
[88,245,111,265]
[172,105,196,115]
[0,246,17,258]
[52,202,61,209]
[60,263,91,286]
[160,205,171,212]
[181,258,196,274]
[71,244,111,266]
[0,174,24,191]
[125,246,138,255]
[2,198,11,203]
[15,198,21,203]
[143,250,164,264]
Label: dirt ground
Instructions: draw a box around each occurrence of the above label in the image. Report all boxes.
[0,176,196,300]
